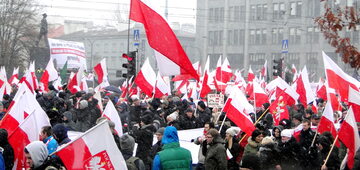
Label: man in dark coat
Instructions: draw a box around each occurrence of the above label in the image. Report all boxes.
[132,113,156,169]
[52,124,71,146]
[204,129,227,170]
[179,108,200,130]
[150,127,164,160]
[299,119,317,169]
[278,129,300,170]
[197,101,211,127]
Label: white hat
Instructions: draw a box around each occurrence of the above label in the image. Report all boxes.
[281,129,293,138]
[226,127,240,136]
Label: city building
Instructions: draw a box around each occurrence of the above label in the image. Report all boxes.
[196,0,360,81]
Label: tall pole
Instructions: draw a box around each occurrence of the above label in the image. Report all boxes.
[165,0,168,20]
[127,18,131,54]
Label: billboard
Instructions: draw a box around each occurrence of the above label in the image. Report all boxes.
[48,38,87,69]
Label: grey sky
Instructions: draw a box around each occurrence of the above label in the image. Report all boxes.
[38,0,196,27]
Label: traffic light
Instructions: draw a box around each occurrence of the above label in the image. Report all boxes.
[273,58,283,77]
[122,51,137,78]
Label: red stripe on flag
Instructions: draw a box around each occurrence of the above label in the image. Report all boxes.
[57,138,93,169]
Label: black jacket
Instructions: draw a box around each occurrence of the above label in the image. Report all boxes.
[0,129,14,170]
[278,137,300,170]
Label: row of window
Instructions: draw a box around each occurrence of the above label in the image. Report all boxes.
[208,1,321,23]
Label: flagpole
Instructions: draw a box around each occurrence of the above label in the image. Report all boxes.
[218,114,227,132]
[239,107,270,143]
[322,135,339,167]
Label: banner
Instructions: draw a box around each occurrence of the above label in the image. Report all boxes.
[48,38,87,69]
[207,93,225,108]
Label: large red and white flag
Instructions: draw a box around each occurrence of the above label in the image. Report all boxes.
[0,87,50,169]
[199,56,211,98]
[172,61,201,81]
[154,72,171,98]
[250,81,268,108]
[20,61,39,92]
[220,57,233,83]
[269,88,290,126]
[134,58,156,97]
[40,58,59,92]
[316,78,327,100]
[8,67,19,85]
[266,77,299,106]
[102,101,123,136]
[348,87,360,122]
[56,120,127,170]
[223,87,255,136]
[317,101,337,140]
[247,66,255,82]
[293,66,316,106]
[94,58,109,85]
[130,0,199,81]
[68,66,84,94]
[323,51,360,102]
[338,106,360,170]
[327,86,341,111]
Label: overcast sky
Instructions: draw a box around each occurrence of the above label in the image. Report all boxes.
[38,0,197,27]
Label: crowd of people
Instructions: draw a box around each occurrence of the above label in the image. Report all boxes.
[0,84,360,170]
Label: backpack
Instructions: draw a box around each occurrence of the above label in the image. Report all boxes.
[126,157,140,170]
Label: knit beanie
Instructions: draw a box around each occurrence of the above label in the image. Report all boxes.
[119,134,135,153]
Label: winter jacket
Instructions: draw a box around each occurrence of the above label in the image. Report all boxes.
[179,115,199,130]
[320,147,340,170]
[194,136,206,164]
[150,141,162,160]
[225,137,240,170]
[129,105,142,124]
[243,138,260,157]
[0,150,5,170]
[197,108,211,127]
[132,124,156,169]
[52,124,71,146]
[204,135,227,170]
[278,137,300,170]
[42,136,58,155]
[153,126,192,170]
[258,143,281,170]
[0,129,14,170]
[299,129,316,169]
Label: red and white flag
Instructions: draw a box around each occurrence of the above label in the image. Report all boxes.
[327,86,341,111]
[266,77,299,106]
[8,67,19,85]
[0,66,7,83]
[293,66,316,106]
[93,88,103,112]
[134,58,156,97]
[40,58,59,92]
[317,101,337,141]
[130,0,199,81]
[251,81,268,108]
[348,87,360,122]
[102,101,123,136]
[94,58,109,85]
[323,51,360,102]
[260,60,267,79]
[223,87,255,136]
[56,120,127,170]
[269,88,290,126]
[338,106,360,170]
[68,66,84,94]
[154,72,171,98]
[20,61,39,92]
[220,57,233,83]
[316,78,327,100]
[247,66,255,82]
[199,56,211,98]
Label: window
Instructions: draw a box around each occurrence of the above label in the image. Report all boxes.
[240,6,246,20]
[229,6,234,22]
[209,8,214,22]
[314,27,319,43]
[296,2,302,17]
[234,30,239,45]
[208,31,214,45]
[290,2,296,16]
[219,31,223,45]
[257,4,263,20]
[214,31,218,46]
[228,30,233,45]
[256,29,261,44]
[262,29,267,44]
[250,5,256,20]
[278,28,284,44]
[272,28,278,44]
[220,8,224,23]
[296,28,301,44]
[214,8,219,22]
[306,27,313,43]
[239,29,245,45]
[250,29,255,44]
[273,3,279,19]
[234,6,240,22]
[263,4,268,20]
[290,2,302,17]
[279,3,285,19]
[289,28,300,44]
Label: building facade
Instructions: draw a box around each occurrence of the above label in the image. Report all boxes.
[196,0,360,81]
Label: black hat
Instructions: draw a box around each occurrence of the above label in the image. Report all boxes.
[197,101,206,110]
[141,112,153,125]
[311,114,320,120]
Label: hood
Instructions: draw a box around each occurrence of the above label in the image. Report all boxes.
[0,128,9,146]
[25,141,48,168]
[211,135,224,145]
[53,124,68,142]
[247,137,259,147]
[161,126,179,145]
[63,111,73,121]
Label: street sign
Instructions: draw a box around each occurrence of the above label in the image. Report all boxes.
[134,29,140,41]
[281,39,288,53]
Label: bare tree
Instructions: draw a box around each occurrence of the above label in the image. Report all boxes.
[315,0,360,69]
[0,0,39,73]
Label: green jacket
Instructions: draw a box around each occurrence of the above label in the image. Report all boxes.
[205,136,227,170]
[243,137,260,157]
[158,142,192,170]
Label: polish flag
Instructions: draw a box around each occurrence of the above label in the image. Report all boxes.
[102,101,123,136]
[199,56,211,98]
[20,62,39,92]
[93,88,103,112]
[317,101,337,140]
[68,66,84,94]
[234,70,246,86]
[220,57,233,83]
[316,78,327,100]
[293,123,303,142]
[222,87,255,136]
[130,0,199,81]
[348,87,360,122]
[120,79,128,98]
[327,86,341,111]
[215,56,222,81]
[56,121,127,170]
[8,67,19,85]
[247,66,255,82]
[94,58,109,85]
[154,72,171,98]
[172,61,201,81]
[266,77,299,106]
[322,51,360,102]
[269,88,290,126]
[134,58,156,97]
[40,58,59,92]
[338,106,360,170]
[250,81,268,108]
[260,60,267,79]
[0,66,7,83]
[293,66,316,106]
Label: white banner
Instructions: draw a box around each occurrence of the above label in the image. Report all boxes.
[48,38,87,69]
